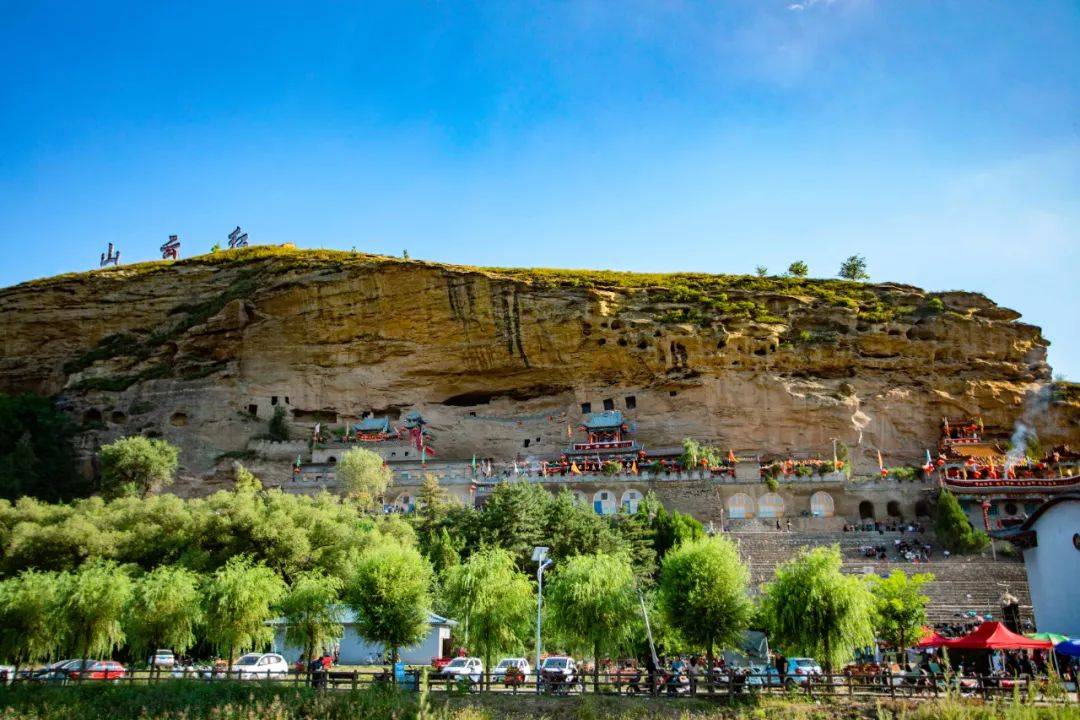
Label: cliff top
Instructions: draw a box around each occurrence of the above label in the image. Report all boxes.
[2,245,1012,327]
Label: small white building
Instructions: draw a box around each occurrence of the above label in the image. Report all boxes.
[995,496,1080,637]
[268,609,456,665]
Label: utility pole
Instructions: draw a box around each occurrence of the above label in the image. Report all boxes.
[532,547,551,694]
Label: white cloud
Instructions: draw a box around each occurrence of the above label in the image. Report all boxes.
[788,0,836,10]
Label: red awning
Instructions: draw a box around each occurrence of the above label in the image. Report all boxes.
[914,628,952,648]
[946,622,1053,650]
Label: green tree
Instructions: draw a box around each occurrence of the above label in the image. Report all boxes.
[268,406,289,441]
[934,489,990,554]
[344,542,432,677]
[867,570,934,663]
[0,393,87,502]
[444,548,534,688]
[658,536,753,672]
[544,490,628,565]
[280,570,345,664]
[754,265,768,277]
[787,260,809,277]
[99,436,179,498]
[480,481,551,568]
[652,505,705,559]
[416,473,449,537]
[838,254,869,281]
[127,565,203,671]
[56,561,134,674]
[546,553,638,692]
[761,546,875,672]
[233,462,262,493]
[0,570,61,674]
[425,526,463,577]
[613,504,657,580]
[336,447,393,509]
[203,556,286,665]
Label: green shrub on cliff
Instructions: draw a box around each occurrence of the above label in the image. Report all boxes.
[935,489,990,554]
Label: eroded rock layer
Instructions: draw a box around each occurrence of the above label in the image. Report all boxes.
[0,248,1075,483]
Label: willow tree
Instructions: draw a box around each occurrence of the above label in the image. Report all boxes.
[444,547,533,688]
[868,570,934,663]
[345,542,432,679]
[546,553,638,692]
[0,570,61,674]
[127,565,203,671]
[659,536,753,673]
[98,436,179,498]
[56,561,134,674]
[280,570,345,664]
[761,545,874,673]
[203,556,286,665]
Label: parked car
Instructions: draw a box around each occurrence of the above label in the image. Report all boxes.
[28,659,88,683]
[148,650,176,669]
[494,657,531,685]
[230,653,289,680]
[438,657,483,683]
[784,657,822,686]
[0,665,14,684]
[745,664,781,686]
[431,656,453,671]
[67,660,126,681]
[539,656,577,694]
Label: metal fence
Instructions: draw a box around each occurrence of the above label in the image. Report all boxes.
[25,669,1077,704]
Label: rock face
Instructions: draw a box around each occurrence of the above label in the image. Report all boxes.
[0,248,1074,484]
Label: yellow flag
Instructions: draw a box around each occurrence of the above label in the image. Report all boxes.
[570,461,582,475]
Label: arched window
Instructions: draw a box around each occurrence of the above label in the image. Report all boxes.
[327,456,337,466]
[593,490,617,515]
[859,501,875,519]
[886,500,902,519]
[810,492,835,518]
[621,490,642,514]
[758,493,785,518]
[914,500,931,518]
[727,493,754,519]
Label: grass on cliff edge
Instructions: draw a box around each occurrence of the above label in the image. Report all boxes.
[0,683,1077,720]
[11,245,942,324]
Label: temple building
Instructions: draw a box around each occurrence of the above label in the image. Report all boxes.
[935,418,1080,531]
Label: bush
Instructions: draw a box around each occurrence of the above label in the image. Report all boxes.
[935,489,991,554]
[268,406,290,442]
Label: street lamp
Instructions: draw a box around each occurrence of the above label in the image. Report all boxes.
[532,546,552,693]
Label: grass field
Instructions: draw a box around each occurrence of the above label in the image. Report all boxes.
[0,682,1077,720]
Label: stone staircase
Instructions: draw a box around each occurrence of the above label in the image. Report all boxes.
[728,530,1032,624]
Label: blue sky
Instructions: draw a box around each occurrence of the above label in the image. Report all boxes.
[1,1,1077,376]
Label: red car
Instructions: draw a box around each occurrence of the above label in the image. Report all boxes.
[67,661,126,681]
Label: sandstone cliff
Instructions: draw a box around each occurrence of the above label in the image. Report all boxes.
[0,247,1074,482]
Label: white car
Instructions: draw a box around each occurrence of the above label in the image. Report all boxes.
[148,650,176,669]
[440,657,483,683]
[230,653,289,680]
[540,656,578,692]
[494,657,531,681]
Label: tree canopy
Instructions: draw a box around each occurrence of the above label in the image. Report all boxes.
[787,260,809,277]
[838,255,870,281]
[658,536,753,665]
[761,545,875,672]
[935,489,990,554]
[868,570,934,660]
[56,560,134,671]
[546,553,639,691]
[345,542,432,667]
[0,393,87,502]
[203,556,286,663]
[336,447,393,509]
[98,436,179,498]
[127,565,203,667]
[0,570,60,669]
[444,547,533,687]
[279,570,345,664]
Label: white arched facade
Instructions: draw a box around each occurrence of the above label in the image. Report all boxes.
[810,491,835,518]
[621,490,643,514]
[727,493,755,519]
[757,493,785,518]
[592,490,617,515]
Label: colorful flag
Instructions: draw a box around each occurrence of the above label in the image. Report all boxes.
[631,461,638,475]
[728,449,736,463]
[570,462,582,475]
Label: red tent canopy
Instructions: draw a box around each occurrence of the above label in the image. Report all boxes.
[946,622,1053,650]
[914,629,952,648]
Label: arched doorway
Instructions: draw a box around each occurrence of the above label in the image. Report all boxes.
[758,493,785,519]
[859,501,875,519]
[727,493,754,519]
[886,500,902,519]
[593,490,617,515]
[914,500,931,518]
[621,490,643,514]
[810,492,835,518]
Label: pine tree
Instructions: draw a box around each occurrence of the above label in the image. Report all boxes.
[934,489,990,554]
